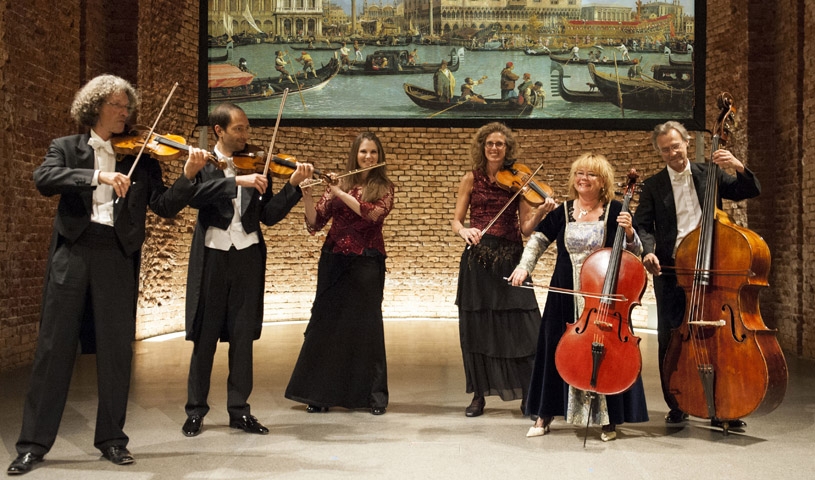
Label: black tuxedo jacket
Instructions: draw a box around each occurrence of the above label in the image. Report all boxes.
[184,162,302,343]
[634,161,761,264]
[33,133,197,352]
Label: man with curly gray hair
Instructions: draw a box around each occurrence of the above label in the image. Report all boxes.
[7,75,209,475]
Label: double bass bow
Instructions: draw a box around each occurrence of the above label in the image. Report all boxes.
[553,170,646,445]
[663,92,787,433]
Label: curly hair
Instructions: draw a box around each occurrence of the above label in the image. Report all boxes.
[566,152,616,204]
[469,122,518,173]
[70,75,138,128]
[340,132,392,203]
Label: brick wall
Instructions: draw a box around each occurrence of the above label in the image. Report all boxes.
[1,0,814,372]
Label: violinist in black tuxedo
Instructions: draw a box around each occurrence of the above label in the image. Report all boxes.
[181,102,313,438]
[633,121,761,428]
[8,75,208,476]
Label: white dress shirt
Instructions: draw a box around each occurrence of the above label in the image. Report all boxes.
[88,131,115,226]
[203,147,259,251]
[669,161,702,257]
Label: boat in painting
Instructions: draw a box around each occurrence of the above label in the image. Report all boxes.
[208,57,341,103]
[524,47,551,56]
[549,63,605,103]
[339,48,463,75]
[587,62,694,112]
[668,54,693,66]
[550,53,641,67]
[402,83,533,116]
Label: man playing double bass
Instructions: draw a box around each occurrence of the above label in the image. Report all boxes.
[633,121,761,429]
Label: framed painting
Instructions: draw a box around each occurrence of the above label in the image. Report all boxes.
[198,0,705,130]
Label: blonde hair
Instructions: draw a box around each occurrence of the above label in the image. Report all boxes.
[566,153,616,204]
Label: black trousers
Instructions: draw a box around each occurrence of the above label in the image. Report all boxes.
[653,270,687,413]
[17,224,136,456]
[185,244,264,419]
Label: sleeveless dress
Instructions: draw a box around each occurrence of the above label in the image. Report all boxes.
[455,170,541,401]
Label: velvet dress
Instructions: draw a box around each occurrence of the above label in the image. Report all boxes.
[285,183,394,410]
[456,170,541,401]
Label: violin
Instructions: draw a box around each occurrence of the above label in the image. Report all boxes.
[112,127,226,170]
[554,169,645,397]
[495,160,554,206]
[230,144,333,183]
[663,92,787,432]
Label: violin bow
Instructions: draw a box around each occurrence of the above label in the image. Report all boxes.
[125,82,178,179]
[259,89,289,200]
[301,163,386,188]
[115,82,178,204]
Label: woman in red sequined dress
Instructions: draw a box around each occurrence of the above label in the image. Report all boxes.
[451,122,557,417]
[285,132,395,415]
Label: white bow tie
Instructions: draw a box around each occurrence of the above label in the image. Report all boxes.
[88,137,114,156]
[672,169,691,182]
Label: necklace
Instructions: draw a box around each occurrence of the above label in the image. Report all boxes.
[577,200,600,219]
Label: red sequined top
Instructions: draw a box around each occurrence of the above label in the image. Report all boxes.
[307,183,395,256]
[469,170,521,243]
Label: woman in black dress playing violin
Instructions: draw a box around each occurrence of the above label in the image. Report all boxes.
[451,122,557,417]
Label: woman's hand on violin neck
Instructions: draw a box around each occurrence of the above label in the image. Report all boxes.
[288,162,314,187]
[99,172,131,198]
[507,267,529,286]
[183,147,209,180]
[236,173,268,194]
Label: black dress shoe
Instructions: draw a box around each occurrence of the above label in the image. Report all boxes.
[711,418,747,429]
[7,453,43,475]
[665,410,689,424]
[306,405,329,413]
[465,396,485,418]
[182,415,203,437]
[229,415,269,435]
[371,407,387,415]
[101,446,134,465]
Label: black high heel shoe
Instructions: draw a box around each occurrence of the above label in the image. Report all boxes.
[465,395,485,418]
[306,405,329,413]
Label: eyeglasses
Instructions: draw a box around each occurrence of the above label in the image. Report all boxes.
[575,171,598,179]
[105,102,132,112]
[485,141,506,149]
[659,143,686,155]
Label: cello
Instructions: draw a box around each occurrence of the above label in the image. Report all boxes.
[554,170,646,397]
[663,93,787,433]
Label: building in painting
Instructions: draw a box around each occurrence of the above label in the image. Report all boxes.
[322,1,350,37]
[403,0,581,39]
[358,1,405,37]
[207,0,323,41]
[581,3,634,22]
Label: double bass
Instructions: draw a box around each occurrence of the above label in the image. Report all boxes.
[663,93,787,433]
[555,170,646,397]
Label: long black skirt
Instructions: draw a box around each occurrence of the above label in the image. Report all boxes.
[285,250,388,410]
[456,235,541,401]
